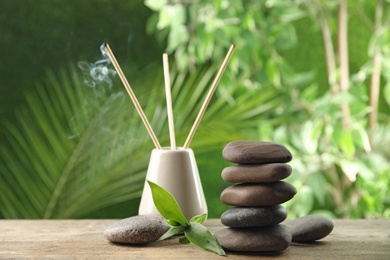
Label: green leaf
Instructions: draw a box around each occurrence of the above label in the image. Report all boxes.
[159,226,184,241]
[190,213,207,224]
[144,0,167,11]
[147,181,187,225]
[166,219,183,227]
[339,130,355,159]
[339,160,360,182]
[157,5,185,30]
[179,236,190,244]
[184,222,226,256]
[167,25,189,52]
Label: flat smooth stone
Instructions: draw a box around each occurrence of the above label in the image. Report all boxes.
[222,141,292,164]
[104,214,169,244]
[221,205,287,227]
[222,163,292,183]
[215,224,292,252]
[285,215,334,242]
[220,181,297,206]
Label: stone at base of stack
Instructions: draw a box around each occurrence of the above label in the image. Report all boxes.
[215,225,292,252]
[215,140,296,252]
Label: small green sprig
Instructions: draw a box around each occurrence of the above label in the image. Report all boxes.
[147,181,226,256]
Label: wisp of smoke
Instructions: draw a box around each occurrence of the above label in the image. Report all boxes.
[78,43,117,88]
[68,44,121,139]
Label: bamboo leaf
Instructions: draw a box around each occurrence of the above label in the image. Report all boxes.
[159,226,184,240]
[184,222,226,256]
[147,181,187,225]
[190,213,207,224]
[179,236,190,244]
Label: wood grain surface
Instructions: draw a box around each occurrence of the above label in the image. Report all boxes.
[0,219,389,259]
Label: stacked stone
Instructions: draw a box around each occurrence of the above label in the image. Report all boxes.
[215,141,296,253]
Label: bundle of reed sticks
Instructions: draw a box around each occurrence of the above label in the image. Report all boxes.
[103,43,235,150]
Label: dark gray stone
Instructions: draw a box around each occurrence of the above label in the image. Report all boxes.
[104,214,169,244]
[222,141,292,164]
[222,163,292,183]
[221,205,287,228]
[215,224,292,252]
[220,181,297,206]
[285,215,334,242]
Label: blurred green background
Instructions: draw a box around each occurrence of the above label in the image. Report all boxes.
[1,0,389,219]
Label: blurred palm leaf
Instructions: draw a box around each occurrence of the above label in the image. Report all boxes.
[0,62,284,219]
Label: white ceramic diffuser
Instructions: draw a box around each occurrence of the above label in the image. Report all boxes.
[138,148,207,219]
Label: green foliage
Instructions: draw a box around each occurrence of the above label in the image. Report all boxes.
[0,64,148,219]
[148,181,225,256]
[270,83,390,218]
[145,0,390,219]
[145,0,306,88]
[1,0,389,220]
[0,57,282,218]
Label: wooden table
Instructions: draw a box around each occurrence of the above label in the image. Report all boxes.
[0,219,389,259]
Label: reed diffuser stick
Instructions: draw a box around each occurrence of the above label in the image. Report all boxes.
[183,44,235,149]
[103,43,162,149]
[163,53,176,149]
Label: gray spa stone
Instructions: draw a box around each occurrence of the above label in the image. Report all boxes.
[222,141,292,164]
[220,181,297,206]
[104,214,169,244]
[285,214,334,242]
[221,205,287,228]
[215,224,292,252]
[222,163,292,183]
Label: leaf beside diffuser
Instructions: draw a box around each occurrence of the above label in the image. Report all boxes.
[147,180,226,256]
